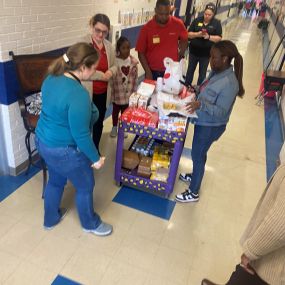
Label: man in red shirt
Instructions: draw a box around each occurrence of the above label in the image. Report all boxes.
[136,0,188,80]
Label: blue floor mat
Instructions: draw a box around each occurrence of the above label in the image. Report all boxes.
[51,275,81,285]
[0,165,41,202]
[113,186,176,220]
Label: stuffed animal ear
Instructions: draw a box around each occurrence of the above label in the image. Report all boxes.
[163,57,173,68]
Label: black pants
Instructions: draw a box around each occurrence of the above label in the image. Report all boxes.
[225,265,268,285]
[185,53,210,86]
[92,92,107,152]
[151,70,165,81]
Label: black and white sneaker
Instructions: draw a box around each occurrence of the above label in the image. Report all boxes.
[175,190,199,203]
[179,173,192,183]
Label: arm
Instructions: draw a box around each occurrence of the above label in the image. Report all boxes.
[68,90,100,163]
[241,176,285,260]
[178,20,188,59]
[138,52,153,80]
[106,40,118,77]
[205,20,222,43]
[188,31,204,39]
[136,25,153,79]
[207,34,222,43]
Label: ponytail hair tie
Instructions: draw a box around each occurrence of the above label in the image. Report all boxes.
[63,53,69,63]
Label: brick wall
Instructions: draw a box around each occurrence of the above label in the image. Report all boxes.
[0,0,157,61]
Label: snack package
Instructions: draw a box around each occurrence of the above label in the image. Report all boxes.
[150,167,169,182]
[157,91,197,118]
[138,95,150,109]
[137,156,152,178]
[137,82,155,97]
[129,92,141,107]
[121,107,159,128]
[158,115,187,132]
[122,150,140,170]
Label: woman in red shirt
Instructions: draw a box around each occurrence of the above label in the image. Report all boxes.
[83,14,117,154]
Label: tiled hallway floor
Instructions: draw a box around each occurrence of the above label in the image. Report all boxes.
[0,17,269,285]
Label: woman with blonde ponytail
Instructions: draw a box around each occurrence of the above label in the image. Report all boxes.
[35,42,113,236]
[176,40,245,203]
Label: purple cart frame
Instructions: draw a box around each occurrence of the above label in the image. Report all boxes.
[114,120,188,198]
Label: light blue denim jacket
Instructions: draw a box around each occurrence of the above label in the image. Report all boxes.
[195,65,239,126]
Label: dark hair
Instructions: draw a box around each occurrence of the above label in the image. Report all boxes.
[89,13,110,30]
[205,2,216,13]
[156,0,170,8]
[48,42,99,76]
[212,40,245,97]
[116,36,130,54]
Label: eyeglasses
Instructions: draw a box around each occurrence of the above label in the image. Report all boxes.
[94,28,108,37]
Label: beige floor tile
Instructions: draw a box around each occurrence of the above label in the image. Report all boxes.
[4,261,57,285]
[145,273,185,285]
[0,192,40,220]
[0,214,19,238]
[0,250,22,283]
[148,245,192,285]
[129,212,168,244]
[0,221,46,259]
[27,234,79,272]
[113,232,160,271]
[100,202,138,230]
[60,244,112,285]
[79,224,127,257]
[161,213,203,255]
[99,260,148,285]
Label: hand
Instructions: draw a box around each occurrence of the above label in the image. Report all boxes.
[145,70,153,80]
[91,157,105,169]
[197,31,204,38]
[102,70,113,81]
[203,33,210,40]
[185,101,201,114]
[240,254,255,275]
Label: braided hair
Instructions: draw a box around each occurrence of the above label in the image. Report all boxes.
[213,40,245,97]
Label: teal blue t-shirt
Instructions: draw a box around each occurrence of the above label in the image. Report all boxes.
[36,75,100,163]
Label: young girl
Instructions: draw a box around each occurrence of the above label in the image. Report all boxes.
[110,36,138,137]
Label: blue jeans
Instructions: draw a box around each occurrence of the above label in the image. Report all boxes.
[185,53,210,86]
[190,124,226,194]
[35,137,101,229]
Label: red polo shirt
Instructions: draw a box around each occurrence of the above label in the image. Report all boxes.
[136,16,188,71]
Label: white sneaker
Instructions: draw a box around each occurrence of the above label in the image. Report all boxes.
[110,126,117,138]
[175,190,199,203]
[83,222,113,236]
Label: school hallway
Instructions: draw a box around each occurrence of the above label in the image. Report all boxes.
[0,16,276,285]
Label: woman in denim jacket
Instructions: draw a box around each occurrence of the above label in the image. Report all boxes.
[176,40,244,203]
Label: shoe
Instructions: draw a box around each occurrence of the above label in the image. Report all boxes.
[83,221,113,236]
[175,189,199,203]
[179,173,192,183]
[44,208,68,230]
[110,126,117,138]
[201,279,221,285]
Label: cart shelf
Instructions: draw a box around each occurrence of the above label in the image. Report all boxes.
[114,120,189,197]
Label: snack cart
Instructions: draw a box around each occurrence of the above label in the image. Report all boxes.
[114,120,189,198]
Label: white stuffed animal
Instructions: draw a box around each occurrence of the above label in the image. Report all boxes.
[162,57,185,95]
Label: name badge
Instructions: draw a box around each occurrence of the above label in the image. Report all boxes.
[198,22,203,27]
[153,36,160,44]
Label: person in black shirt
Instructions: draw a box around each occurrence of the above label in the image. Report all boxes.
[185,3,222,86]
